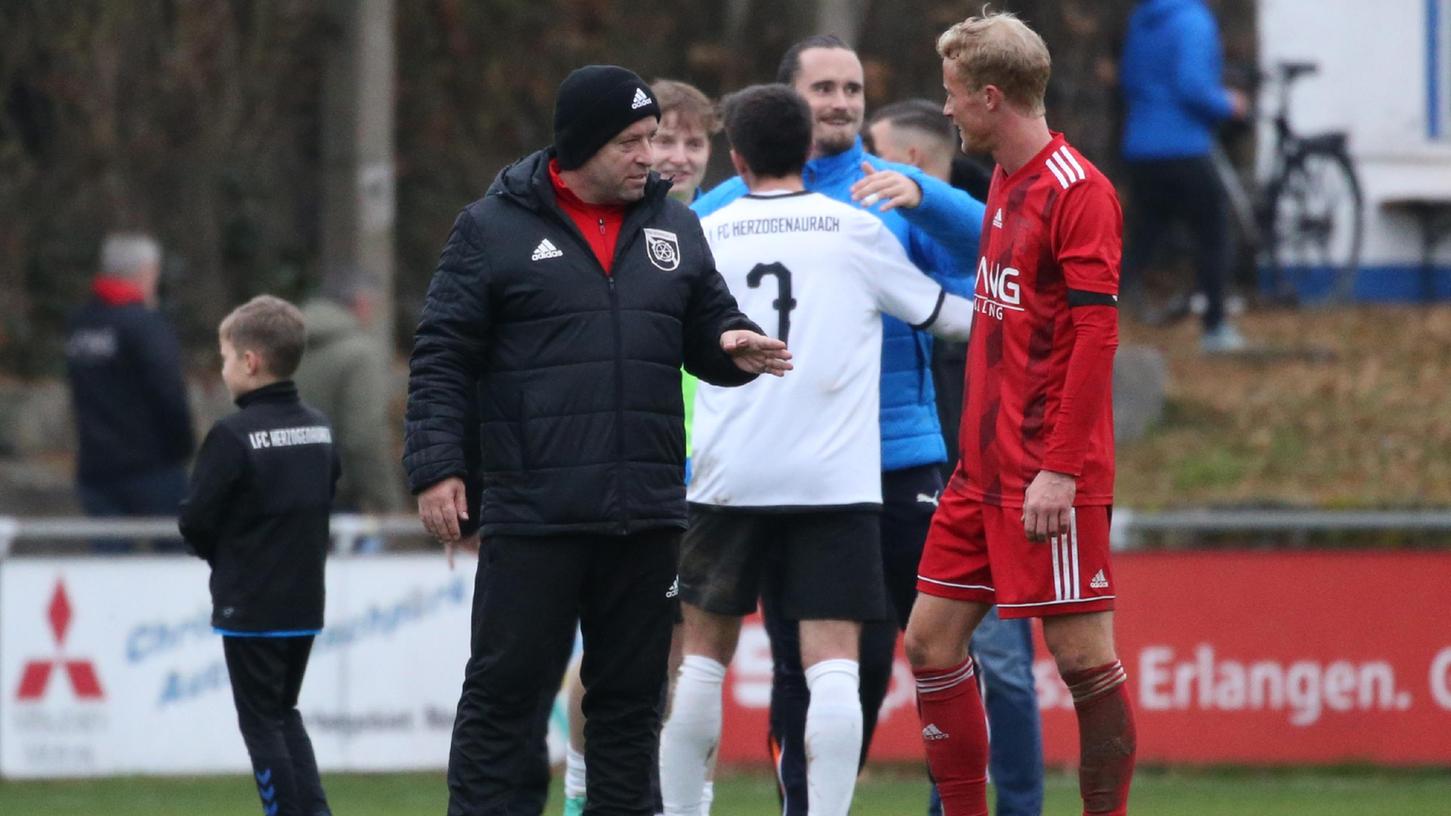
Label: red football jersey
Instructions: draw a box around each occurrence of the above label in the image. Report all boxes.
[956,133,1121,508]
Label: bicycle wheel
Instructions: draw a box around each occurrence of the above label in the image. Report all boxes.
[1263,146,1364,305]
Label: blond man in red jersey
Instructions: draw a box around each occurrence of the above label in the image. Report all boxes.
[905,12,1136,816]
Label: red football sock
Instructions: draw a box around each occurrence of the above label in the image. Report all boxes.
[1064,660,1137,816]
[914,657,989,816]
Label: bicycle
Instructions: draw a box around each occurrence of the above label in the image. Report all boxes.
[1215,60,1365,306]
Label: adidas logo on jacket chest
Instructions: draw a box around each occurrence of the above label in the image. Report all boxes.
[527,229,682,273]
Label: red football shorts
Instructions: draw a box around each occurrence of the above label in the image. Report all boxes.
[916,487,1116,619]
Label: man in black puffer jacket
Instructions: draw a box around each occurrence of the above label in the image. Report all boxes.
[404,65,791,816]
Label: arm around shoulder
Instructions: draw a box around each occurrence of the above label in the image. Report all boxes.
[901,169,986,273]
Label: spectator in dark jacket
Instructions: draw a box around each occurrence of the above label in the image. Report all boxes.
[1120,0,1250,352]
[65,233,194,551]
[403,64,789,816]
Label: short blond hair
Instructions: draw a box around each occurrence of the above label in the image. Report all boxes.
[937,11,1051,116]
[219,295,308,378]
[651,79,721,134]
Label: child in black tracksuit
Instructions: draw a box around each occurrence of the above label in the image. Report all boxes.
[179,295,339,816]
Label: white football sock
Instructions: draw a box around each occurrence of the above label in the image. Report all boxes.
[699,779,714,815]
[564,743,587,799]
[804,658,862,816]
[659,655,726,816]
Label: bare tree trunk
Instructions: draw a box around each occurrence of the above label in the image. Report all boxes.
[322,0,396,346]
[815,0,871,46]
[725,0,753,40]
[721,0,755,88]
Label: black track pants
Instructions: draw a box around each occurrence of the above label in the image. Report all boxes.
[446,530,679,816]
[224,635,330,816]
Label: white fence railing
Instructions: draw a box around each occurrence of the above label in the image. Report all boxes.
[1110,508,1451,548]
[0,514,429,558]
[4,509,1451,558]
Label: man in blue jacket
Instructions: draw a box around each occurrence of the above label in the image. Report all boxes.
[1120,0,1249,352]
[692,35,985,812]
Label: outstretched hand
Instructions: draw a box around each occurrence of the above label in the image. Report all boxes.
[850,161,923,211]
[720,330,793,377]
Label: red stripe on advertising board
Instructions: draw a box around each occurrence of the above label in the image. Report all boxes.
[64,661,105,699]
[717,551,1451,766]
[15,661,53,701]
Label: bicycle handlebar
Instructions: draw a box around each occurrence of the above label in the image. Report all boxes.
[1230,61,1320,92]
[1276,61,1318,82]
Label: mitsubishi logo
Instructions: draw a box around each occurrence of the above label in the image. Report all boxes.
[15,580,104,701]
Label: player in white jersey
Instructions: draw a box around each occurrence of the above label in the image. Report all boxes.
[659,84,973,816]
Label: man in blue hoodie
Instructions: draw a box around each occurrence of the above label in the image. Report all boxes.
[692,35,984,812]
[1120,0,1249,352]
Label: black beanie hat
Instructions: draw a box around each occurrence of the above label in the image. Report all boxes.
[553,65,661,170]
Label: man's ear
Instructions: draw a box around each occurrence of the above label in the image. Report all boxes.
[729,148,749,179]
[242,349,262,376]
[983,84,1004,113]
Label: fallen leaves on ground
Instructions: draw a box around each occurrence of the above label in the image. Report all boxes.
[1116,306,1451,509]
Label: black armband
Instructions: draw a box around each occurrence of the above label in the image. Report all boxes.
[1067,289,1118,307]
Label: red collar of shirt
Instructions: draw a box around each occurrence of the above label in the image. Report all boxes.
[549,158,628,275]
[92,277,147,306]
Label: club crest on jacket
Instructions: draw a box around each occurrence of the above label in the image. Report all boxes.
[643,228,680,271]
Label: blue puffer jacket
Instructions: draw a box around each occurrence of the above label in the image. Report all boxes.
[694,137,984,471]
[1120,0,1234,160]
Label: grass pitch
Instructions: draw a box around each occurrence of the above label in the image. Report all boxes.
[3,767,1449,815]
